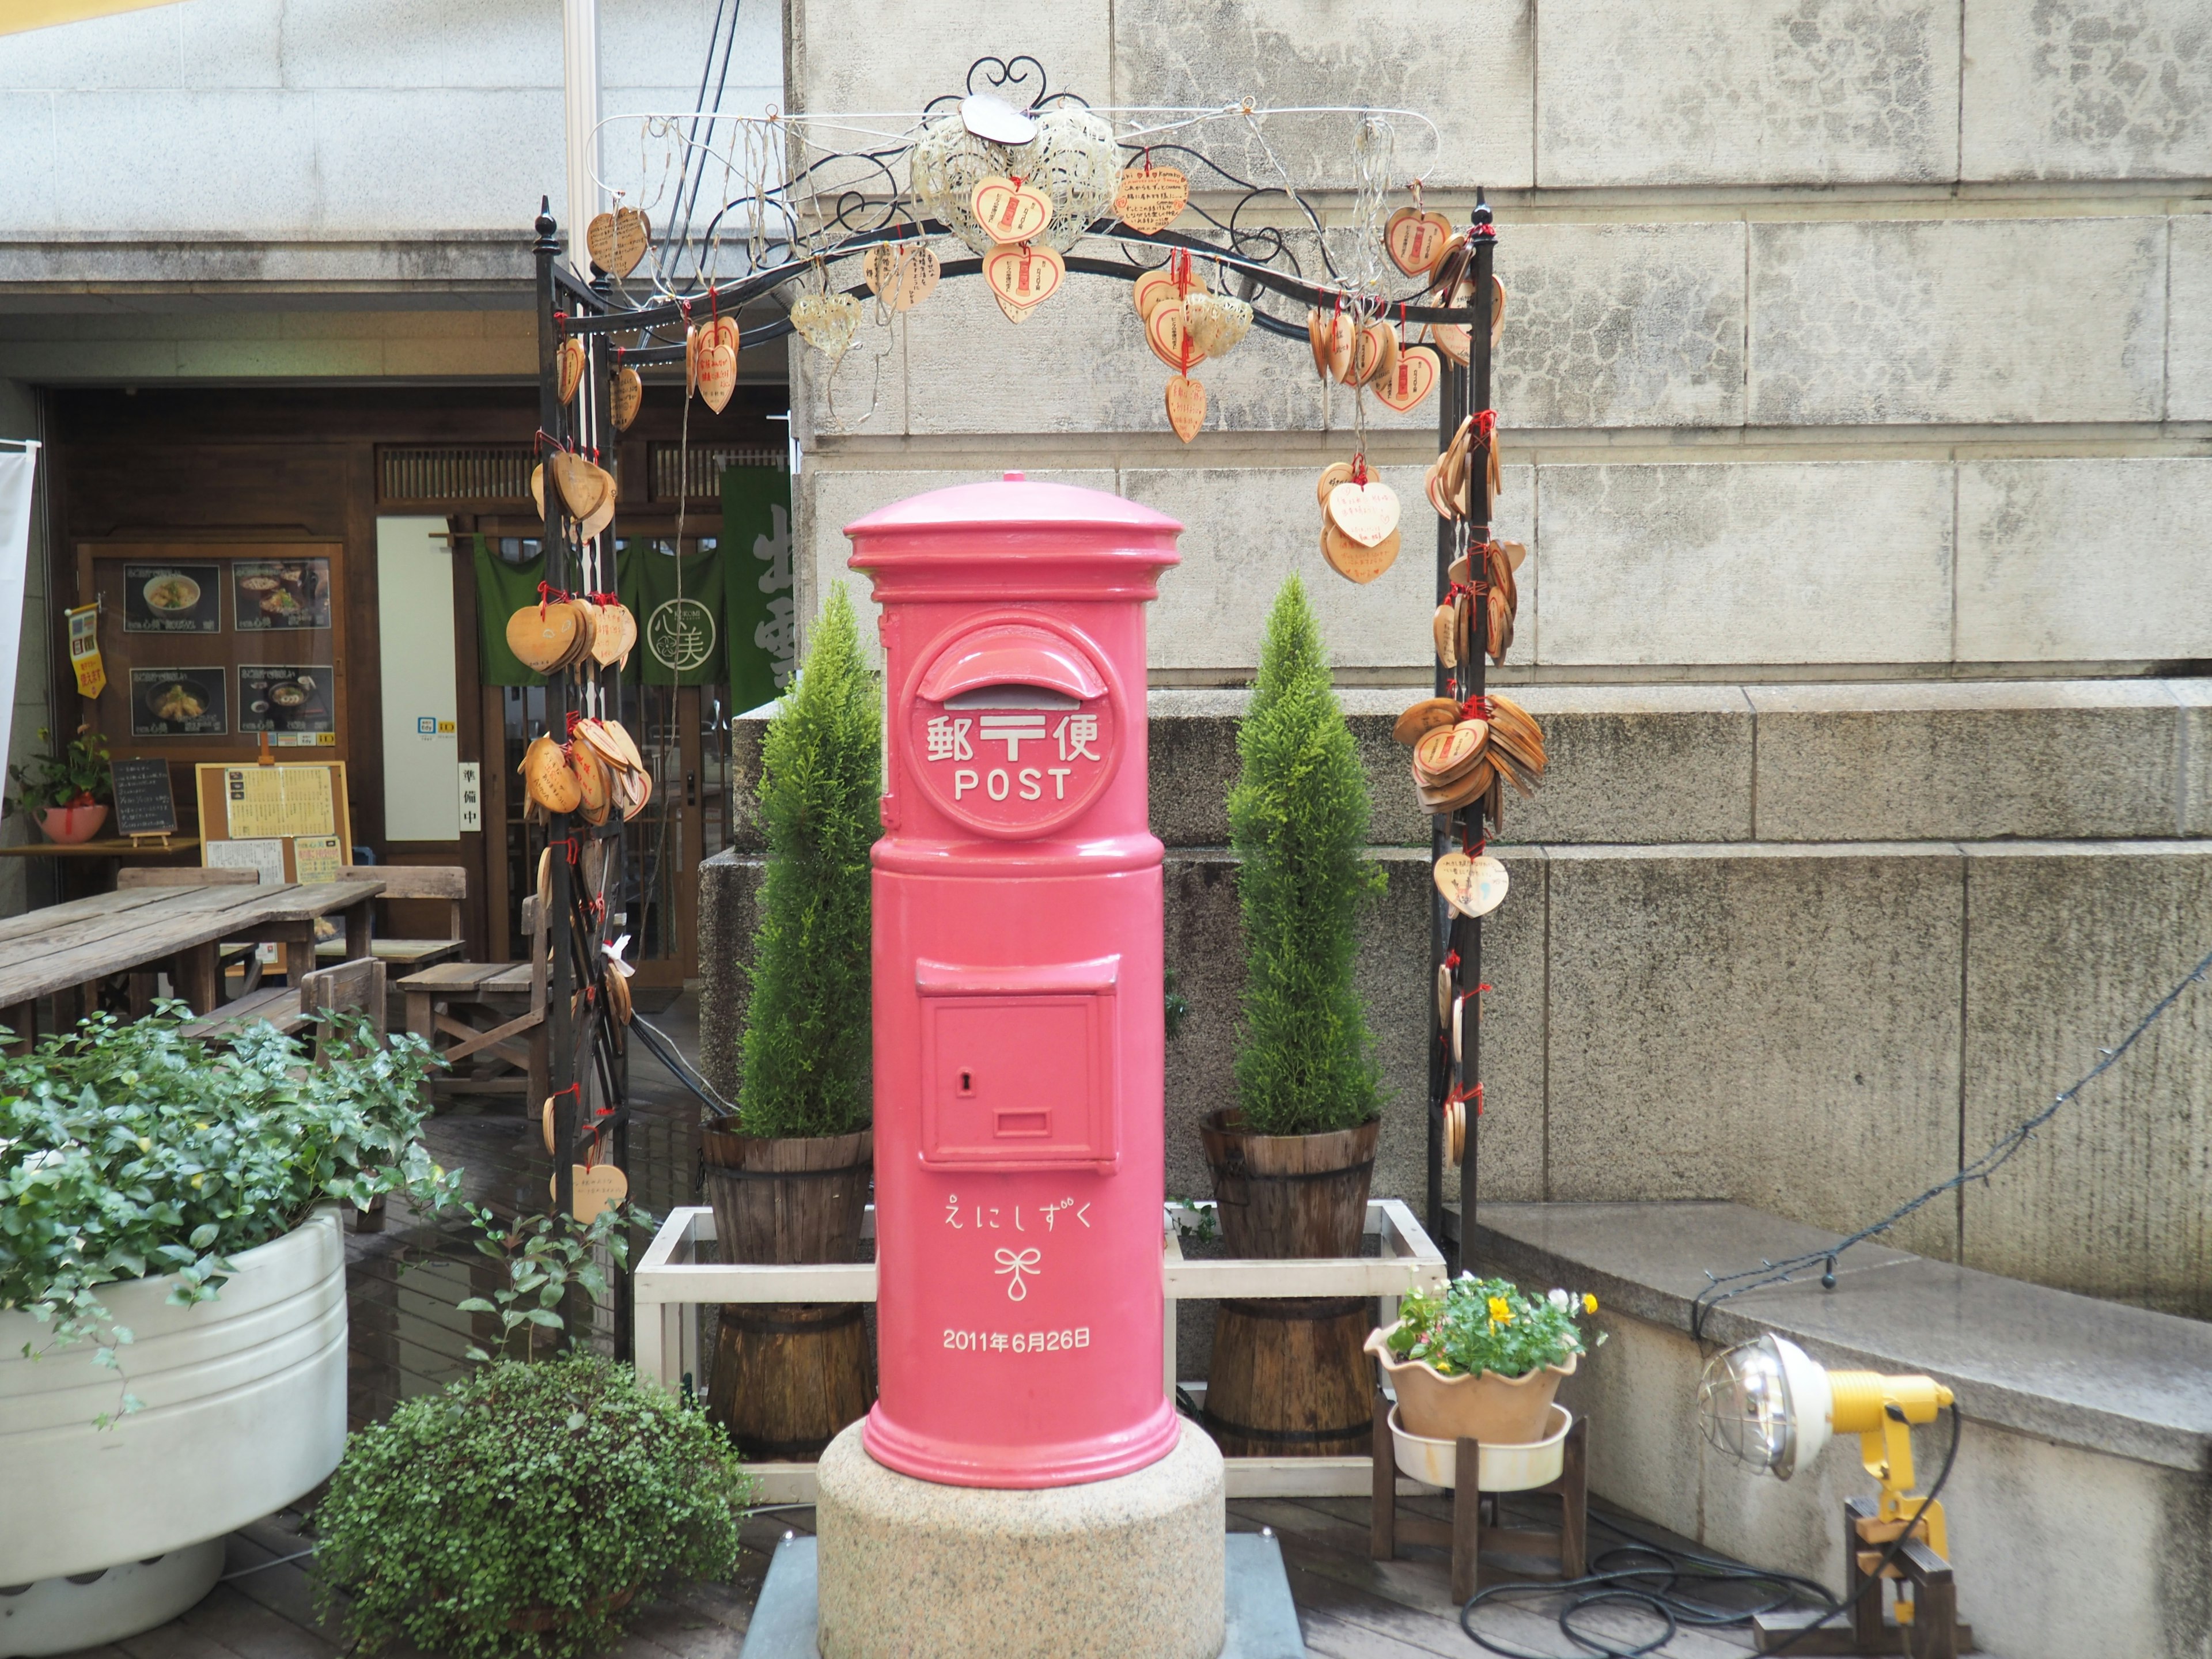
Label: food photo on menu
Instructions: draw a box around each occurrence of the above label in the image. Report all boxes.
[122,563,222,633]
[232,559,333,631]
[238,665,335,734]
[129,667,228,738]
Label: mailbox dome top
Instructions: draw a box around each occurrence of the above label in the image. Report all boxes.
[844,475,1183,543]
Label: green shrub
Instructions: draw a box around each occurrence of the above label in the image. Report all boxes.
[1228,576,1384,1135]
[738,586,880,1138]
[0,1009,453,1393]
[316,1354,753,1659]
[1385,1277,1604,1379]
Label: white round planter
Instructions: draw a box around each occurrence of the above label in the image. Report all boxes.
[0,1206,348,1652]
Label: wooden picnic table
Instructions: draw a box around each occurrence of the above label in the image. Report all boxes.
[0,877,385,1041]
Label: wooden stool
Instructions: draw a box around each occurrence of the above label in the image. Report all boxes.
[1370,1393,1588,1603]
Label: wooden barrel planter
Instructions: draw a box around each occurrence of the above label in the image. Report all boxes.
[1199,1111,1380,1458]
[700,1123,875,1460]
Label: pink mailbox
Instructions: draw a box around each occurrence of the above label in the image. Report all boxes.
[847,474,1182,1489]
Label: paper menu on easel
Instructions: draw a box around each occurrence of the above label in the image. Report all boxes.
[294,833,343,884]
[206,836,286,887]
[222,765,335,840]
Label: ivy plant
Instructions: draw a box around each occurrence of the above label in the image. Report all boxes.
[737,586,880,1139]
[1385,1275,1605,1379]
[1228,575,1385,1135]
[315,1353,753,1659]
[0,1008,456,1410]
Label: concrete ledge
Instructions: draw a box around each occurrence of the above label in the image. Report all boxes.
[1468,1200,2212,1473]
[1463,1202,2212,1659]
[725,678,2212,853]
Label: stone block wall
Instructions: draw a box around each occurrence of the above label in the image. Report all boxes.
[698,0,2212,1323]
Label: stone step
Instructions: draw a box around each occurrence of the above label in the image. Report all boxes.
[723,677,2212,850]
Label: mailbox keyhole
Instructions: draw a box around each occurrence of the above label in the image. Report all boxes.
[958,1069,975,1096]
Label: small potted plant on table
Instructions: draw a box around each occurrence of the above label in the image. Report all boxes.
[1199,575,1386,1458]
[7,725,113,843]
[702,588,880,1457]
[1368,1276,1602,1444]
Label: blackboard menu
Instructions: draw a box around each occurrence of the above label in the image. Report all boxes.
[123,563,222,633]
[109,757,177,839]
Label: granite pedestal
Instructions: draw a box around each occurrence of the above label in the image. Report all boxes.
[810,1417,1237,1659]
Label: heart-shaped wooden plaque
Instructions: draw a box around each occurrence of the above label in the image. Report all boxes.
[1134,266,1201,321]
[508,609,578,676]
[983,241,1065,316]
[556,336,586,405]
[1385,208,1454,277]
[1351,320,1398,388]
[1376,344,1440,412]
[1144,298,1206,370]
[1327,479,1402,548]
[1321,520,1400,584]
[1315,460,1355,507]
[971,176,1054,244]
[611,366,642,431]
[611,206,650,276]
[1433,850,1509,919]
[1114,164,1189,234]
[1164,374,1206,442]
[698,341,738,412]
[556,1162,629,1224]
[548,451,602,520]
[863,241,941,311]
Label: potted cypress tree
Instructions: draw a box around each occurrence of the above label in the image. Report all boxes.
[1201,575,1386,1459]
[702,588,879,1458]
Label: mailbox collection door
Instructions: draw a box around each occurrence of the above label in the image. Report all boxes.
[849,476,1182,1489]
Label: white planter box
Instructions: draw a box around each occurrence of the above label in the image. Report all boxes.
[0,1206,349,1586]
[633,1199,1447,1503]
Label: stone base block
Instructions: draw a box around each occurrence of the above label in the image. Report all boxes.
[815,1416,1228,1659]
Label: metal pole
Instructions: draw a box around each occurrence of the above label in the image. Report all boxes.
[1458,198,1497,1270]
[536,203,578,1226]
[562,0,603,278]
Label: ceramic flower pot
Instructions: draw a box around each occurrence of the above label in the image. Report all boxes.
[1365,1321,1578,1445]
[0,1207,347,1652]
[37,802,108,844]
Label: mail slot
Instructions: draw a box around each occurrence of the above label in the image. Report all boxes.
[848,472,1181,1489]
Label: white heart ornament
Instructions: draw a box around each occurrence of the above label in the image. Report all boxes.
[790,291,862,360]
[1182,293,1252,358]
[1327,480,1401,548]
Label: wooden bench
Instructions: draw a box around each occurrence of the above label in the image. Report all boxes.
[115,866,264,1005]
[399,896,548,1105]
[177,983,310,1044]
[318,863,466,972]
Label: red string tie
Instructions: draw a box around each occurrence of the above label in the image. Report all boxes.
[1442,949,1460,971]
[1474,408,1498,445]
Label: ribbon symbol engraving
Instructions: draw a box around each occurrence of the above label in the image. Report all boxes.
[994,1247,1041,1301]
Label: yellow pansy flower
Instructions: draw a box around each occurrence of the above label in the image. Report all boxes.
[1583,1293,1599,1314]
[1487,1296,1512,1324]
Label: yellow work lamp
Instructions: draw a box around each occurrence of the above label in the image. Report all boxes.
[1698,1334,1955,1619]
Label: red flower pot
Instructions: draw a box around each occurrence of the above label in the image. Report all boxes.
[38,803,108,844]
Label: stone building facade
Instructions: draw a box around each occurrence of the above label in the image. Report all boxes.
[709,0,2212,1316]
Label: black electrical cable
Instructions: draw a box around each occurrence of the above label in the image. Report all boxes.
[1692,943,2212,1336]
[1457,1405,1962,1659]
